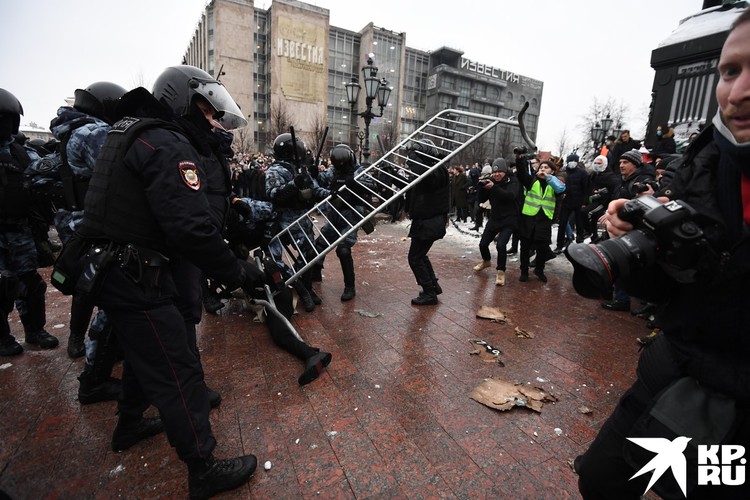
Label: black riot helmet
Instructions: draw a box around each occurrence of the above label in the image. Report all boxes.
[406,138,439,167]
[152,65,247,130]
[74,81,127,124]
[273,133,306,162]
[330,144,356,172]
[0,88,24,138]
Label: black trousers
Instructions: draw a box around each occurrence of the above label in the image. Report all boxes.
[577,335,750,499]
[557,205,586,245]
[408,237,437,287]
[479,223,513,271]
[99,266,215,462]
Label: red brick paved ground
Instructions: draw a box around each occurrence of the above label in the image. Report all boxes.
[0,220,650,498]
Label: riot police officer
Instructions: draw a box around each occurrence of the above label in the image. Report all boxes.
[265,133,329,311]
[77,65,261,498]
[0,88,59,356]
[49,81,127,407]
[314,144,372,301]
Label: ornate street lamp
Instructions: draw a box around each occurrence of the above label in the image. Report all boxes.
[590,113,623,154]
[345,54,392,165]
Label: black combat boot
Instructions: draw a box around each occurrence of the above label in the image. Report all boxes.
[292,280,315,312]
[0,318,23,357]
[411,285,438,306]
[24,329,59,349]
[302,272,321,305]
[338,249,356,302]
[111,416,165,452]
[78,366,121,404]
[298,351,332,386]
[188,454,258,500]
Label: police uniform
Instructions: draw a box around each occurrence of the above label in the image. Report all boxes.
[79,105,260,464]
[0,139,58,354]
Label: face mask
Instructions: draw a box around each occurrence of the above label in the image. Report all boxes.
[656,130,663,137]
[567,161,578,170]
[592,162,606,173]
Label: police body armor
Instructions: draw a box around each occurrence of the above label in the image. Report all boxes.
[80,117,183,252]
[0,143,32,223]
[273,161,316,210]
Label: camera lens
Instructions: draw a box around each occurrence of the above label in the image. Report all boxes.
[564,230,658,299]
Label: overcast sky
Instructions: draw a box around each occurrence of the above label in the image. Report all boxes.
[3,0,703,151]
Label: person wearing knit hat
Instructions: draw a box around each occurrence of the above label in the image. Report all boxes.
[619,149,642,168]
[472,157,519,286]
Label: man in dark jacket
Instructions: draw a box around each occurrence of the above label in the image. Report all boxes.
[555,152,590,252]
[404,139,449,305]
[472,158,519,286]
[576,10,750,498]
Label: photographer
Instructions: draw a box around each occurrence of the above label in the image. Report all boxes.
[575,9,750,498]
[582,155,621,243]
[471,158,519,286]
[601,150,656,311]
[515,156,565,283]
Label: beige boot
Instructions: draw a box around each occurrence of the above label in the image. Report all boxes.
[473,260,492,272]
[495,270,506,286]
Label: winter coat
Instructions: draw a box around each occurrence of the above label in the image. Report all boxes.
[477,173,519,230]
[452,173,468,210]
[560,166,589,208]
[619,124,750,401]
[515,160,565,242]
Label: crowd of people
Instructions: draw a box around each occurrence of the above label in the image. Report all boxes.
[1,7,748,497]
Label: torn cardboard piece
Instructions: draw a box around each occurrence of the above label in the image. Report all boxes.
[354,309,381,318]
[514,326,535,338]
[469,377,557,413]
[476,306,508,323]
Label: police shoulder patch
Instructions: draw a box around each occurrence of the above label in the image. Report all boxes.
[179,161,201,190]
[109,117,141,134]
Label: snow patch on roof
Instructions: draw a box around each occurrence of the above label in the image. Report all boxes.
[658,5,746,48]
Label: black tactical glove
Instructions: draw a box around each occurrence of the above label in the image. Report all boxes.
[237,259,264,294]
[308,162,320,179]
[294,173,309,189]
[231,198,253,221]
[274,182,298,203]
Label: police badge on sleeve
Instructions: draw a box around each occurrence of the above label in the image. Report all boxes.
[179,161,201,190]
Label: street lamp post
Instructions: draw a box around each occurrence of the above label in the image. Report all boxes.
[345,55,392,165]
[356,129,365,164]
[590,113,623,156]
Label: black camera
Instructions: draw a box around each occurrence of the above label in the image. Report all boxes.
[513,145,536,161]
[565,196,707,299]
[589,187,608,203]
[478,178,491,187]
[631,180,658,195]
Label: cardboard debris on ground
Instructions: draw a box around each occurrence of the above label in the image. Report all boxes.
[514,326,535,338]
[354,309,381,318]
[476,306,508,323]
[469,377,557,413]
[468,340,503,362]
[578,406,593,415]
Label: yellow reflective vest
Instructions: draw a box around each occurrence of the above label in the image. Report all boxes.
[521,180,556,219]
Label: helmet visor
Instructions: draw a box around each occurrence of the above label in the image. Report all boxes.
[191,78,247,130]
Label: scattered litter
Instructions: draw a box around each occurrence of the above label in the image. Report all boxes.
[310,444,318,449]
[326,431,338,438]
[109,465,125,477]
[533,431,538,437]
[554,428,563,436]
[295,438,300,445]
[277,392,282,396]
[535,377,547,383]
[578,406,593,415]
[264,461,272,471]
[468,377,557,413]
[476,306,507,323]
[567,459,576,470]
[52,324,65,329]
[468,340,503,362]
[374,384,381,389]
[515,326,535,339]
[0,363,12,370]
[354,309,380,318]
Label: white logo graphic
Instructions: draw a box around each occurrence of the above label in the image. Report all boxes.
[627,436,692,497]
[628,438,747,496]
